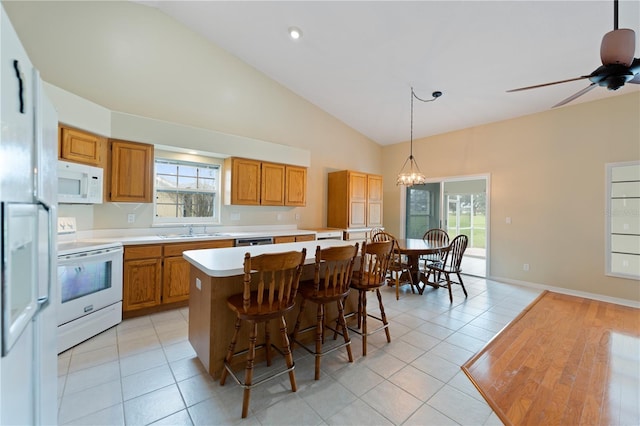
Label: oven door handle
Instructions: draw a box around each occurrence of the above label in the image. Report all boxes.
[37,201,54,310]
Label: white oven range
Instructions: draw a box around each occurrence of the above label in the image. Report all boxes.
[57,239,123,353]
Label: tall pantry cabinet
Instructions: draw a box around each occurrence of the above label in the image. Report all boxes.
[327,170,383,229]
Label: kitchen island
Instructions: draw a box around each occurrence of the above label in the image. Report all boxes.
[183,239,360,379]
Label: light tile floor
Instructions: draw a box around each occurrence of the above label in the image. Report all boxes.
[57,277,541,425]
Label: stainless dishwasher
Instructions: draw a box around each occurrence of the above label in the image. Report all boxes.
[235,237,274,246]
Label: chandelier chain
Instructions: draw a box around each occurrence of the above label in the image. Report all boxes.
[396,87,443,186]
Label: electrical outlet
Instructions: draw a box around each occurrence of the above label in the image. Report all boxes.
[523,263,530,271]
[506,217,512,224]
[127,214,135,223]
[231,212,240,221]
[277,213,283,221]
[295,213,300,220]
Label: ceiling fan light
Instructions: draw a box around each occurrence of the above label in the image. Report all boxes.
[601,29,635,66]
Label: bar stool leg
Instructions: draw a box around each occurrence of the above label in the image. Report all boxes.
[278,315,297,392]
[265,321,272,366]
[220,317,241,386]
[242,321,258,418]
[336,298,353,363]
[361,290,368,356]
[315,304,324,380]
[291,299,307,349]
[376,288,391,343]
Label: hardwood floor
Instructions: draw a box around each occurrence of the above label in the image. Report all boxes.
[462,291,640,426]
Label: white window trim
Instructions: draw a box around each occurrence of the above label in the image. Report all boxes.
[605,160,640,280]
[153,154,223,226]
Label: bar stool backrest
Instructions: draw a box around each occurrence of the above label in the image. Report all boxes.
[312,243,359,299]
[243,249,306,313]
[355,240,393,287]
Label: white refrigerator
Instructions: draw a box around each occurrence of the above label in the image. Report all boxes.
[1,4,59,425]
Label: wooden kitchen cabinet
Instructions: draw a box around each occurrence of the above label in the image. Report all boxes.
[108,139,154,203]
[273,234,315,244]
[285,165,307,206]
[59,125,107,167]
[261,162,285,206]
[327,170,383,229]
[123,245,163,312]
[366,174,383,227]
[162,239,234,304]
[228,157,261,205]
[123,239,235,315]
[225,157,307,206]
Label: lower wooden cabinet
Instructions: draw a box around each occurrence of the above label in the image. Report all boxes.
[123,245,163,312]
[273,234,315,244]
[123,239,234,314]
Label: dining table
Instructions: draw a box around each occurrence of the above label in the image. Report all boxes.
[394,238,449,292]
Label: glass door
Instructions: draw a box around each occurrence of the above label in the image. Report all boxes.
[406,182,440,239]
[405,176,488,277]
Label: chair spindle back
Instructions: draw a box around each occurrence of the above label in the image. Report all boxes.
[355,240,394,286]
[243,249,306,313]
[313,244,359,298]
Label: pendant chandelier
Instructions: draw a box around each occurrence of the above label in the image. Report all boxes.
[396,87,443,186]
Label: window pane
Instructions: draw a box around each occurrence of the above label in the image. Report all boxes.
[178,165,198,177]
[198,168,216,179]
[198,177,215,190]
[177,176,198,190]
[156,204,177,218]
[156,163,177,175]
[156,175,177,189]
[179,193,214,217]
[154,157,220,222]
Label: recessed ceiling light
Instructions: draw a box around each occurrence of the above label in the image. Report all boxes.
[288,26,302,40]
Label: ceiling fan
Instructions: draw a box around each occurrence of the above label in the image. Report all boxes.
[507,0,640,108]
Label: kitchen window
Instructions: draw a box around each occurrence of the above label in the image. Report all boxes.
[605,161,640,279]
[154,157,221,224]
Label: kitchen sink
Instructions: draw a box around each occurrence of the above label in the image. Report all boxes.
[158,232,236,239]
[158,233,194,239]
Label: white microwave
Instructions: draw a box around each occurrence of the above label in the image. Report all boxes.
[57,160,104,204]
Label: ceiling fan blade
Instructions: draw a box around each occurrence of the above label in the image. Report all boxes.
[629,58,640,83]
[507,76,590,92]
[552,83,598,108]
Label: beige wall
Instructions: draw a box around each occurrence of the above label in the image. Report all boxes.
[5,1,382,230]
[382,92,640,302]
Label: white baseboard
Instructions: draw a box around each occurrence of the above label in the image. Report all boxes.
[489,275,640,309]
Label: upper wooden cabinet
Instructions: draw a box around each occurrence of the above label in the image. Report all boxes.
[225,157,307,206]
[327,170,383,229]
[285,165,307,207]
[59,125,107,167]
[261,162,285,206]
[108,139,154,203]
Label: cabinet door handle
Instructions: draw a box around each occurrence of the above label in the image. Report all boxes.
[13,60,25,114]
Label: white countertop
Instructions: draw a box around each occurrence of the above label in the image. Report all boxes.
[59,227,322,246]
[183,239,359,277]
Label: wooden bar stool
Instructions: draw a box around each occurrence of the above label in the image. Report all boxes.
[219,249,306,418]
[341,240,393,356]
[291,243,359,380]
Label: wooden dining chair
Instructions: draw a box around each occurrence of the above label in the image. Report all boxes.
[424,234,468,303]
[341,240,394,355]
[421,228,449,268]
[219,249,306,418]
[372,231,418,300]
[290,243,359,380]
[368,227,384,241]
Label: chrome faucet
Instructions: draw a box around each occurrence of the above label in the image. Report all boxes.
[188,224,194,236]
